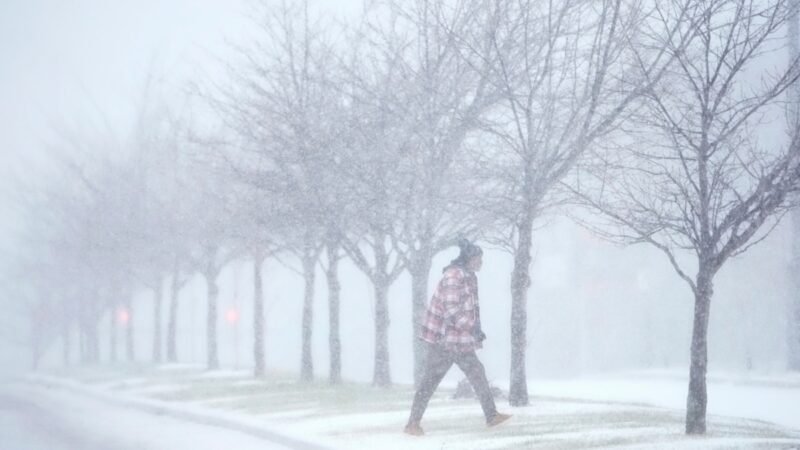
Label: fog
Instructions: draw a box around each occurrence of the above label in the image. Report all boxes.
[0,0,794,389]
[1,0,800,447]
[30,218,791,382]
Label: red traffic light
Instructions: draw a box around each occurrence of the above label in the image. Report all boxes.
[225,308,240,324]
[117,308,130,325]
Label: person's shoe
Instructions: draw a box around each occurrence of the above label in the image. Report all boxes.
[404,423,424,436]
[487,413,512,427]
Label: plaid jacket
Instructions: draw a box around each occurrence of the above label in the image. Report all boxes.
[420,265,482,353]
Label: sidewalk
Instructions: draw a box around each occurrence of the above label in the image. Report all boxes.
[21,365,800,450]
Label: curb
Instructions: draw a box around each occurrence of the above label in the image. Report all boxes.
[22,374,335,450]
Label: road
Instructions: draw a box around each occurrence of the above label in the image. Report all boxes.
[0,381,295,450]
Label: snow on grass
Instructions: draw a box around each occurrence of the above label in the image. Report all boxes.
[523,370,800,431]
[35,366,800,449]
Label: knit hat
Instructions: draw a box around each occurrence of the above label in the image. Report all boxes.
[444,238,483,272]
[457,238,483,260]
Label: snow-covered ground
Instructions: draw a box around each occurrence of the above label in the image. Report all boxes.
[17,366,800,449]
[524,369,800,431]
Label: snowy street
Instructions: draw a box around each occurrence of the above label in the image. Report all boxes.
[0,388,111,450]
[0,381,295,450]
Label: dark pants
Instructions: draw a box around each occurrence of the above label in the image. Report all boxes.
[408,344,497,425]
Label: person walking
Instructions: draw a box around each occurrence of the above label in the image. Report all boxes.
[404,239,511,436]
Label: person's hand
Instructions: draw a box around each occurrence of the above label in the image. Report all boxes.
[473,329,487,342]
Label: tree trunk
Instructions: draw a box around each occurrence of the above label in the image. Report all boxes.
[253,253,266,377]
[373,276,392,387]
[86,317,100,364]
[509,218,533,406]
[109,302,118,363]
[206,272,220,370]
[62,302,71,366]
[30,311,42,370]
[84,298,101,364]
[300,252,316,382]
[369,233,393,388]
[409,249,432,388]
[326,242,342,384]
[790,281,800,370]
[125,296,135,362]
[167,262,181,363]
[62,319,71,367]
[685,267,714,435]
[165,294,178,362]
[152,278,164,364]
[789,207,800,371]
[79,305,88,364]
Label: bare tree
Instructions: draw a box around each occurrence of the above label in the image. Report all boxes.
[222,154,296,378]
[0,259,62,370]
[162,129,195,365]
[132,95,204,365]
[575,0,800,434]
[185,146,240,371]
[334,29,412,387]
[469,0,697,406]
[5,72,197,370]
[126,85,199,366]
[359,0,508,386]
[38,152,143,366]
[214,0,344,382]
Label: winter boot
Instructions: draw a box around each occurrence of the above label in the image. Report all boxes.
[487,413,512,427]
[404,422,424,436]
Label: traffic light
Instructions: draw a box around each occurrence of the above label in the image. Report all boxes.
[225,308,240,325]
[117,307,130,325]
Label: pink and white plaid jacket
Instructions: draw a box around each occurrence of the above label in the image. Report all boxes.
[420,265,481,353]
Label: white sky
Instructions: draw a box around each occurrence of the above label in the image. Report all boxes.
[0,0,362,249]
